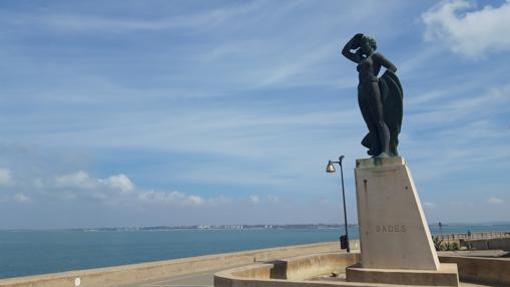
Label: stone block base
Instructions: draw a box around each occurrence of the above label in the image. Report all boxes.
[346,263,459,286]
[354,156,440,270]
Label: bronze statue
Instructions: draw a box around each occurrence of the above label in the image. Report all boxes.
[342,33,403,157]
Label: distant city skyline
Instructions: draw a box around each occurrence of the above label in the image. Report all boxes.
[0,0,509,229]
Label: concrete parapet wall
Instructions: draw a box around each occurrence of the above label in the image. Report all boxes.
[226,252,359,282]
[465,238,510,251]
[215,253,362,287]
[440,256,510,286]
[216,252,510,287]
[283,252,359,281]
[0,241,340,287]
[231,264,273,279]
[438,231,510,243]
[346,263,459,286]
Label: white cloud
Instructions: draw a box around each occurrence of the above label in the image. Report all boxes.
[0,168,12,185]
[423,201,436,208]
[33,178,44,188]
[248,194,283,204]
[138,190,204,206]
[422,0,510,57]
[138,190,178,202]
[13,193,31,203]
[249,195,260,204]
[267,195,279,203]
[51,170,209,206]
[55,170,96,189]
[187,195,204,206]
[101,174,134,193]
[488,197,504,204]
[55,171,134,193]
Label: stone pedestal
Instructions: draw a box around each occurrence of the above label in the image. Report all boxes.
[354,157,439,270]
[346,157,458,286]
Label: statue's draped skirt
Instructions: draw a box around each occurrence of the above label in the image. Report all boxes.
[359,70,403,156]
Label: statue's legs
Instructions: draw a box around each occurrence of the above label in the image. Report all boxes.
[358,82,390,157]
[358,86,380,156]
[368,82,390,156]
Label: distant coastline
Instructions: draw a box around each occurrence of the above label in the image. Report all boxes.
[1,223,509,279]
[3,222,510,232]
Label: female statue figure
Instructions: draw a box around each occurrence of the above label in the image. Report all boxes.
[342,33,403,157]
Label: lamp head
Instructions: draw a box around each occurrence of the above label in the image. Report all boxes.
[326,160,336,173]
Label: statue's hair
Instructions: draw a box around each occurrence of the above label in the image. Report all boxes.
[362,35,377,51]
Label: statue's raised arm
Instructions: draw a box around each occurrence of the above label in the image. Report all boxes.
[341,34,404,157]
[341,33,364,63]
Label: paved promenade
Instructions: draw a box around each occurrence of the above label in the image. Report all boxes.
[122,266,222,287]
[123,262,502,287]
[123,251,509,287]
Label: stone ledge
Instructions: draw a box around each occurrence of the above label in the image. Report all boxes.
[215,253,483,287]
[355,156,405,169]
[440,256,510,286]
[346,263,459,286]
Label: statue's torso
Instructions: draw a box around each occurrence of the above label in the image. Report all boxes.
[357,55,380,83]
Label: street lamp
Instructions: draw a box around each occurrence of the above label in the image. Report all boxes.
[326,155,350,252]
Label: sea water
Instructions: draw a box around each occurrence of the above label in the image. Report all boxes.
[0,224,509,279]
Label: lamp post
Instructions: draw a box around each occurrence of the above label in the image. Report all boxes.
[326,155,350,252]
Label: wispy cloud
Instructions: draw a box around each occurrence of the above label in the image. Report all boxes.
[55,171,134,193]
[488,197,504,205]
[249,195,260,204]
[423,201,436,208]
[2,2,263,32]
[104,174,134,193]
[13,193,31,203]
[138,190,205,206]
[6,167,213,208]
[0,168,12,186]
[422,0,510,57]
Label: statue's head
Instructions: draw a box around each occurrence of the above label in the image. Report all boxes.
[360,35,377,55]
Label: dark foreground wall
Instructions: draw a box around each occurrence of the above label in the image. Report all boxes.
[465,238,510,251]
[440,256,510,286]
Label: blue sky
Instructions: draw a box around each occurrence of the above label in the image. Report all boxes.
[0,0,509,229]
